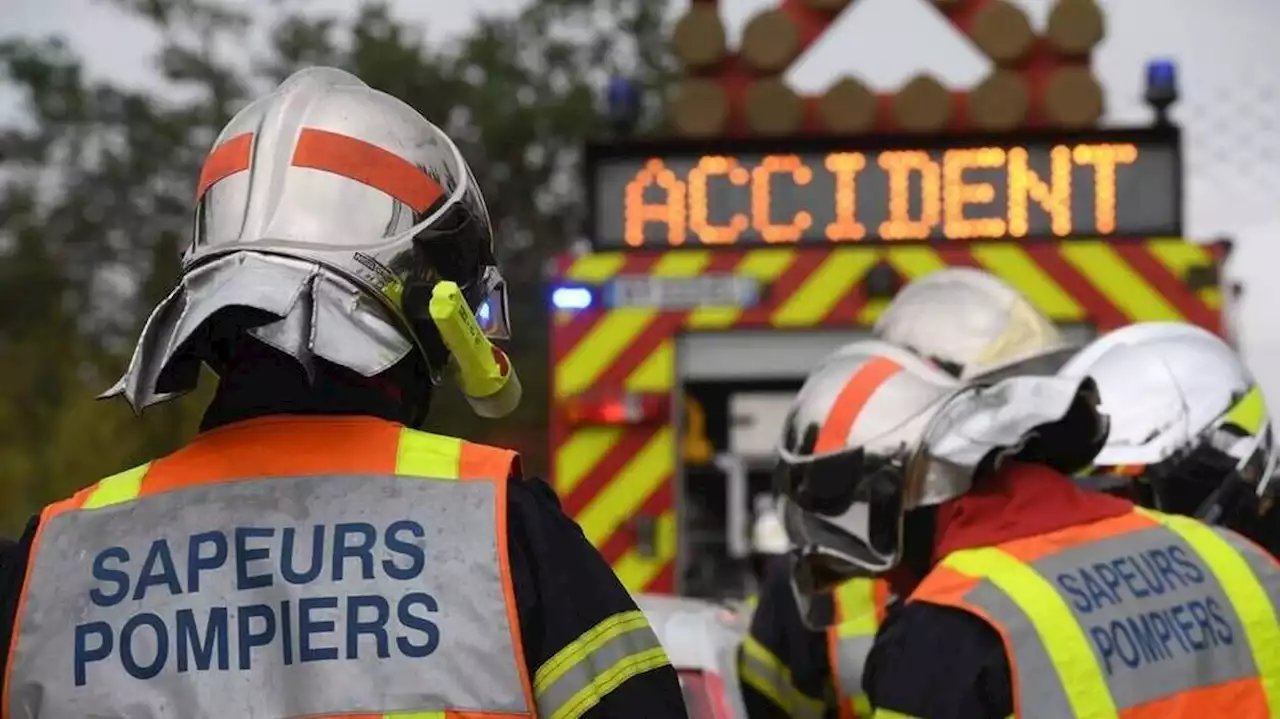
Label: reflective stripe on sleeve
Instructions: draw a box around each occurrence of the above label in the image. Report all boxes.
[941,547,1118,719]
[81,463,150,509]
[533,610,670,719]
[869,710,918,719]
[1154,511,1280,716]
[739,634,825,719]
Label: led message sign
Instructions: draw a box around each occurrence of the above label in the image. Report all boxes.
[587,130,1180,248]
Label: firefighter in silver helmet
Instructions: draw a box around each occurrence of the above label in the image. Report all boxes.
[741,268,1076,718]
[0,68,686,718]
[1060,321,1280,556]
[874,267,1077,380]
[774,339,1280,718]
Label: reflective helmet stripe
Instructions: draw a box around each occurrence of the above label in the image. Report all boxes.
[196,131,253,199]
[814,356,904,453]
[292,127,445,213]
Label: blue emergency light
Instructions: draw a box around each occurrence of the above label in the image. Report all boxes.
[1146,59,1178,96]
[552,286,594,311]
[476,300,491,325]
[605,76,642,135]
[1144,59,1179,124]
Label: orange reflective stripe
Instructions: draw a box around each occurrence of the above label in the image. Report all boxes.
[139,416,402,494]
[992,509,1158,563]
[1119,676,1270,718]
[196,132,253,200]
[873,579,892,624]
[814,357,903,453]
[292,128,445,213]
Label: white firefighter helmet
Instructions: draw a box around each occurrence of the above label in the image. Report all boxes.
[104,67,510,422]
[874,268,1074,380]
[1059,322,1277,518]
[777,339,1105,594]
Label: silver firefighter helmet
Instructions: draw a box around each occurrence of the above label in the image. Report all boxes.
[777,339,1105,595]
[1059,322,1277,521]
[104,67,510,419]
[874,267,1074,380]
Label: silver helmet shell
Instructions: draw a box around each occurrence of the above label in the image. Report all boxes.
[1059,322,1276,509]
[105,67,508,412]
[875,268,1071,380]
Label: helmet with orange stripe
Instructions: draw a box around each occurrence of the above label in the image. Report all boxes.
[776,339,1107,598]
[102,68,509,425]
[1059,322,1278,552]
[874,268,1076,380]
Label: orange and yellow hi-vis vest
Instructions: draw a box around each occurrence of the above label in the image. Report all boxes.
[907,507,1280,719]
[3,416,666,719]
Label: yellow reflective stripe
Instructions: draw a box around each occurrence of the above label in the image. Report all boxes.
[394,429,463,478]
[970,244,1084,320]
[535,610,670,719]
[383,712,445,719]
[772,249,878,327]
[550,646,669,719]
[834,579,879,636]
[554,426,623,495]
[566,253,626,282]
[942,547,1118,719]
[534,610,650,691]
[1060,241,1181,321]
[870,706,1008,711]
[739,634,824,718]
[1225,385,1266,435]
[1154,511,1280,716]
[81,463,151,510]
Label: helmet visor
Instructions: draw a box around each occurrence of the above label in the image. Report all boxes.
[775,450,908,579]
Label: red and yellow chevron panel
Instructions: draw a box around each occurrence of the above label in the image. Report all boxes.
[549,238,1225,594]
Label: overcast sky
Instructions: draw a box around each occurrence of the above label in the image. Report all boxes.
[8,0,1280,393]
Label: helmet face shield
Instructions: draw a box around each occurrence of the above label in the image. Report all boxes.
[779,455,910,585]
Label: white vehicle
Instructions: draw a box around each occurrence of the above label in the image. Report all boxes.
[635,593,751,718]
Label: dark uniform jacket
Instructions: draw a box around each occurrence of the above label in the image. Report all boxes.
[0,363,689,718]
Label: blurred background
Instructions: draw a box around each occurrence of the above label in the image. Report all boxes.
[1,0,1277,551]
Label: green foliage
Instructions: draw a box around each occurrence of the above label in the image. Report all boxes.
[0,0,673,532]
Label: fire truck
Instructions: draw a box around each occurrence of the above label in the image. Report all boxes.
[544,0,1229,599]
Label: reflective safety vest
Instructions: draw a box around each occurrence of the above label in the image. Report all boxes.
[827,578,891,719]
[909,507,1280,718]
[2,416,663,719]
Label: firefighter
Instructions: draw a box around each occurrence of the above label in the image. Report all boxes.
[872,267,1078,380]
[1060,321,1280,556]
[0,68,687,718]
[777,339,1280,719]
[740,268,1074,719]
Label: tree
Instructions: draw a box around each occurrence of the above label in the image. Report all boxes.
[0,0,674,531]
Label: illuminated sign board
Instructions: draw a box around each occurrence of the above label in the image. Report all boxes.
[586,129,1181,249]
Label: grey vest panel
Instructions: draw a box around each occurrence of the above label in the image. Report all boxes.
[960,526,1263,717]
[832,634,873,702]
[8,473,528,719]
